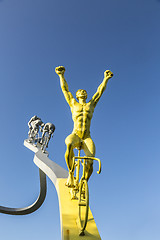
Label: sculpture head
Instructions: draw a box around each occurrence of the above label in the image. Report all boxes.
[33,115,41,121]
[76,89,87,101]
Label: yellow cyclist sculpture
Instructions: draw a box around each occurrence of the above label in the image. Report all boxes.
[55,66,113,187]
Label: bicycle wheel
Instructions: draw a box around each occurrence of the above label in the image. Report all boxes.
[78,179,89,236]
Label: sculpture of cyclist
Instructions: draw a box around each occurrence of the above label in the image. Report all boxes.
[40,123,55,152]
[28,115,44,143]
[55,66,113,187]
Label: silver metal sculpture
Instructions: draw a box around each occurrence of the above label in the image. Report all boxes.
[28,116,55,152]
[0,117,56,216]
[0,117,55,215]
[40,123,55,152]
[28,115,44,144]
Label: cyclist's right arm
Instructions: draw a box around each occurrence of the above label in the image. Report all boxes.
[55,66,75,107]
[28,117,34,128]
[59,74,74,106]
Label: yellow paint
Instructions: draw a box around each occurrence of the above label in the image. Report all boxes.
[55,66,113,186]
[56,178,101,240]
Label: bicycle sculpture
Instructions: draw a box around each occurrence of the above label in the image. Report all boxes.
[70,146,102,235]
[55,66,113,235]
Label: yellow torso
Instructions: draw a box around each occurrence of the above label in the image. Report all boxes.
[71,100,94,139]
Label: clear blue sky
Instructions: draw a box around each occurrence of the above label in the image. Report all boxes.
[0,0,160,239]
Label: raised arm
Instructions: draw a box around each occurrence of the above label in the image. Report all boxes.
[55,66,74,107]
[28,115,40,127]
[91,70,113,106]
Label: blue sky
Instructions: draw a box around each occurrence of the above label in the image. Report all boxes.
[0,0,160,239]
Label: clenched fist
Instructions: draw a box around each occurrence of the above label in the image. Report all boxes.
[104,70,113,79]
[55,66,65,76]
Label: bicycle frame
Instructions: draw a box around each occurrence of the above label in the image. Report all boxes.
[73,150,101,190]
[71,151,101,235]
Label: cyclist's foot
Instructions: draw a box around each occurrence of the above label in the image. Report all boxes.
[65,174,74,188]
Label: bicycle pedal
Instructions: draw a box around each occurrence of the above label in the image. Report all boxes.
[70,189,78,200]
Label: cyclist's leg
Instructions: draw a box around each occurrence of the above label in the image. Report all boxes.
[82,137,95,181]
[65,133,81,186]
[32,128,38,141]
[40,130,46,144]
[46,133,51,148]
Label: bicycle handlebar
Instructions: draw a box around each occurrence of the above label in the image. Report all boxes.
[73,156,101,174]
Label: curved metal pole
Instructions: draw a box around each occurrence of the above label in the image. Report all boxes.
[0,168,47,215]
